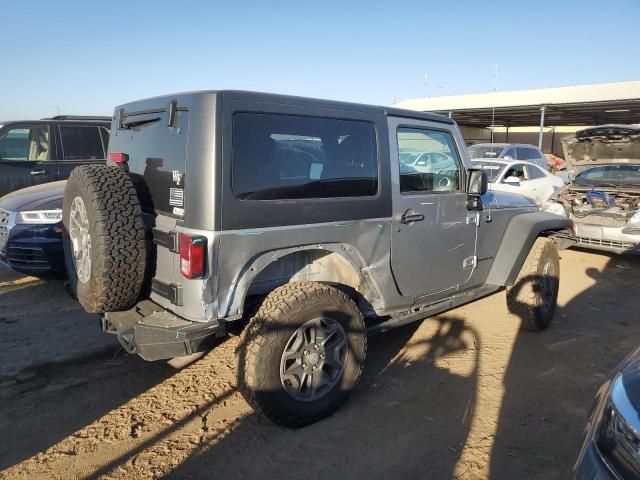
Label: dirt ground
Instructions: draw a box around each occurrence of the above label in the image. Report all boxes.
[1,248,639,480]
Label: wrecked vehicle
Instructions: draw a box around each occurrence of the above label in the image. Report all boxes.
[545,125,640,254]
[62,91,572,427]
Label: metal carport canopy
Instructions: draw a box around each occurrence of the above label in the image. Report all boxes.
[394,81,640,128]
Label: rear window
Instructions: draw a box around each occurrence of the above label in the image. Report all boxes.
[232,113,377,200]
[60,126,105,160]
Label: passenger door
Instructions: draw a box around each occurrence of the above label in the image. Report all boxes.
[389,118,478,299]
[0,124,58,196]
[56,125,108,180]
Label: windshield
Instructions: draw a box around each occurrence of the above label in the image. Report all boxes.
[467,145,505,159]
[574,164,640,187]
[471,161,506,182]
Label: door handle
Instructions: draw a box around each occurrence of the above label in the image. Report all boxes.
[401,212,424,224]
[30,169,48,176]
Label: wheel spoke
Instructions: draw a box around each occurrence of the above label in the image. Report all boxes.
[319,323,338,346]
[69,196,92,284]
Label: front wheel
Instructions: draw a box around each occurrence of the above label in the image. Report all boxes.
[506,237,560,331]
[237,282,367,428]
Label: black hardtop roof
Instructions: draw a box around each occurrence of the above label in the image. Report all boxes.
[117,90,454,125]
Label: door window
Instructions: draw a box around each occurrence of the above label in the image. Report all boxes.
[99,127,110,153]
[397,127,462,193]
[502,147,516,160]
[525,165,546,179]
[59,126,105,160]
[503,164,527,181]
[0,126,50,161]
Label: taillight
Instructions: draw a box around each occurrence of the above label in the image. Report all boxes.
[109,152,129,164]
[180,233,206,279]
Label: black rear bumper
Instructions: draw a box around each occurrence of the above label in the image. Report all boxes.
[103,300,225,361]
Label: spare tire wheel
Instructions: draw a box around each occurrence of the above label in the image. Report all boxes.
[62,165,146,313]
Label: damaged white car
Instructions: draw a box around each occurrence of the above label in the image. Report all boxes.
[545,125,640,254]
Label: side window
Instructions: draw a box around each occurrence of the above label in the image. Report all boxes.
[504,164,526,181]
[59,126,105,160]
[502,147,516,160]
[0,126,49,161]
[397,128,462,193]
[526,165,546,180]
[232,113,378,200]
[517,147,544,162]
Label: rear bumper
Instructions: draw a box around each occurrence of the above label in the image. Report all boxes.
[103,300,225,361]
[0,222,64,275]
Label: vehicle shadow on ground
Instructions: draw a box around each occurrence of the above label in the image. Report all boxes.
[488,250,640,479]
[159,315,482,480]
[0,277,178,469]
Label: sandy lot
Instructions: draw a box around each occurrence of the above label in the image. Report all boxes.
[1,248,639,480]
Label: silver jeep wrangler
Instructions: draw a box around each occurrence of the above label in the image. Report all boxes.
[62,91,573,427]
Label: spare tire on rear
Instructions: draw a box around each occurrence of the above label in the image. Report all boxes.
[63,165,146,313]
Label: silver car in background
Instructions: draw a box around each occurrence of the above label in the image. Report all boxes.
[467,142,550,171]
[545,125,640,254]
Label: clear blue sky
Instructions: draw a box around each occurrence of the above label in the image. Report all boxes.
[3,0,639,118]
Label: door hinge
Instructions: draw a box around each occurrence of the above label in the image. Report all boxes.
[466,212,480,225]
[463,256,477,268]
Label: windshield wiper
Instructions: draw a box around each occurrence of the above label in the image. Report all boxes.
[121,117,161,130]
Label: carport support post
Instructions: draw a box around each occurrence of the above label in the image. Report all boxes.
[538,106,546,150]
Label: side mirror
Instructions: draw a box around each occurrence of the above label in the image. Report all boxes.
[503,155,513,161]
[467,168,488,196]
[503,176,521,186]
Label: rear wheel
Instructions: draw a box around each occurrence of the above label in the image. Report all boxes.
[506,237,560,331]
[237,282,367,427]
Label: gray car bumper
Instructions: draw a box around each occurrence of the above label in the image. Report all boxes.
[574,224,640,254]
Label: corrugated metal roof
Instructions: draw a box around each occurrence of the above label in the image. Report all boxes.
[394,81,640,127]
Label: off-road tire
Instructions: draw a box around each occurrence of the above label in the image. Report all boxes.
[237,282,367,428]
[506,237,560,331]
[62,165,146,313]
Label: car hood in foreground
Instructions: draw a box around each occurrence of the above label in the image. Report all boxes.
[0,181,66,212]
[561,124,640,175]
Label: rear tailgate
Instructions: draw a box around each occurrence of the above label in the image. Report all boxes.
[108,97,189,313]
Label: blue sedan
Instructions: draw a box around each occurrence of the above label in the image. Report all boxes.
[0,181,65,275]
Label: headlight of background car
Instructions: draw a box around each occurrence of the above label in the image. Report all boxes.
[597,374,640,479]
[622,210,640,235]
[16,209,62,225]
[544,202,567,217]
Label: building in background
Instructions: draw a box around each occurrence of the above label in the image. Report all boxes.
[395,81,640,158]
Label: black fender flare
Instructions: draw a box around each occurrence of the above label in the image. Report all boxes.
[485,212,573,287]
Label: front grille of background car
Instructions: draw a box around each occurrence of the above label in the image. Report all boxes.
[576,237,637,250]
[570,214,627,227]
[0,209,9,253]
[6,245,50,270]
